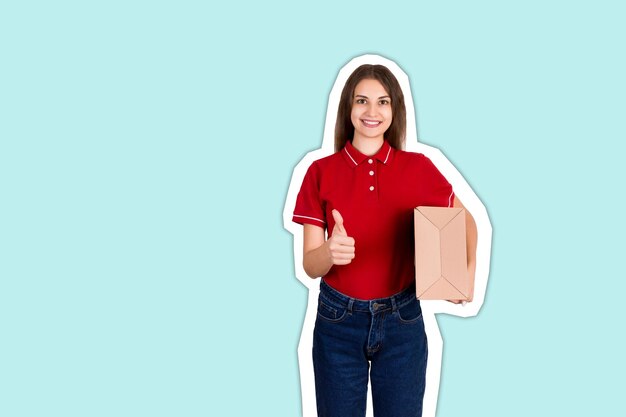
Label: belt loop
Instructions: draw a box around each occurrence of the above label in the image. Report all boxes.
[391,296,398,312]
[348,299,354,313]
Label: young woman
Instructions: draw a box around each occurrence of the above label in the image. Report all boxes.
[292,64,477,417]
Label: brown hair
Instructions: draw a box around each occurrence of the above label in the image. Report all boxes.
[334,64,406,152]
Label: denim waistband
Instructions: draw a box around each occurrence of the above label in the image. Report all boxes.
[319,279,418,314]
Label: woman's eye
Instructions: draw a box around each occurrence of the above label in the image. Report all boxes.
[356,99,366,104]
[379,99,390,105]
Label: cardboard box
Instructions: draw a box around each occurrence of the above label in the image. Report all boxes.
[414,206,473,301]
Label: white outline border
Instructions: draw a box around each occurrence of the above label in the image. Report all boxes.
[283,54,493,417]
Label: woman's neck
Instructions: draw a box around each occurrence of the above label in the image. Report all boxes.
[352,136,384,156]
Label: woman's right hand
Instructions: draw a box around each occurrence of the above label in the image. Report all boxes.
[326,209,356,265]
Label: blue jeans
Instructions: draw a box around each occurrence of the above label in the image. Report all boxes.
[313,280,428,417]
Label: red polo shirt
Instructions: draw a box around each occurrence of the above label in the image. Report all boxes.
[293,140,454,299]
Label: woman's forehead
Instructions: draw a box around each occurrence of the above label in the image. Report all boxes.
[354,79,389,96]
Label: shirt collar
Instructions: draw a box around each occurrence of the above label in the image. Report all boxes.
[342,140,394,168]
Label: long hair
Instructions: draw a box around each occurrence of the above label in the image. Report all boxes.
[334,64,406,152]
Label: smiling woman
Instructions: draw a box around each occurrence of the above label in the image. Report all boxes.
[350,79,393,150]
[335,64,406,153]
[285,56,489,417]
[290,63,473,417]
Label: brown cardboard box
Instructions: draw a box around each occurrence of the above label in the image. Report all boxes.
[414,206,473,301]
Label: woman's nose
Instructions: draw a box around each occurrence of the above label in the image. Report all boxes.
[365,103,378,116]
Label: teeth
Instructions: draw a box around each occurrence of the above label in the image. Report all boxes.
[363,120,381,126]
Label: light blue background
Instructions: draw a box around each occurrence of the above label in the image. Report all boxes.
[1,1,624,416]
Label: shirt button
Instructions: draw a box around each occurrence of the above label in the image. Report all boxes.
[369,170,374,176]
[368,159,373,164]
[369,186,375,191]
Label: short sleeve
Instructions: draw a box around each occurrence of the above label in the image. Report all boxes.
[419,155,455,207]
[292,162,327,228]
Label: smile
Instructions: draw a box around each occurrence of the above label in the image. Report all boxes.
[361,119,382,128]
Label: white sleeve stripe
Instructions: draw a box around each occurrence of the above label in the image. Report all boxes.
[293,214,326,224]
[344,148,358,166]
[384,147,391,164]
[448,190,454,208]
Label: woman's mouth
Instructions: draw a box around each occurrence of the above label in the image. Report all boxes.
[361,119,382,128]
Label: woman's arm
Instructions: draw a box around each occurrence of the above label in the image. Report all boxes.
[303,210,356,278]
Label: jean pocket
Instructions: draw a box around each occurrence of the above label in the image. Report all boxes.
[317,298,348,323]
[396,298,423,324]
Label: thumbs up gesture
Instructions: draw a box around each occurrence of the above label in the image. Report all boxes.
[327,209,356,266]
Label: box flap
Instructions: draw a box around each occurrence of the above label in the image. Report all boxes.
[416,206,463,230]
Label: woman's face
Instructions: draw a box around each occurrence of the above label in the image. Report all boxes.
[350,78,393,142]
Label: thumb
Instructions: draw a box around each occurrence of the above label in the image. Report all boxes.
[332,209,347,236]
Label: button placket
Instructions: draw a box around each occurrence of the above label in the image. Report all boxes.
[362,158,378,200]
[368,160,376,192]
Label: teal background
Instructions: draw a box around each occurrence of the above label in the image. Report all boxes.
[1,1,624,416]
